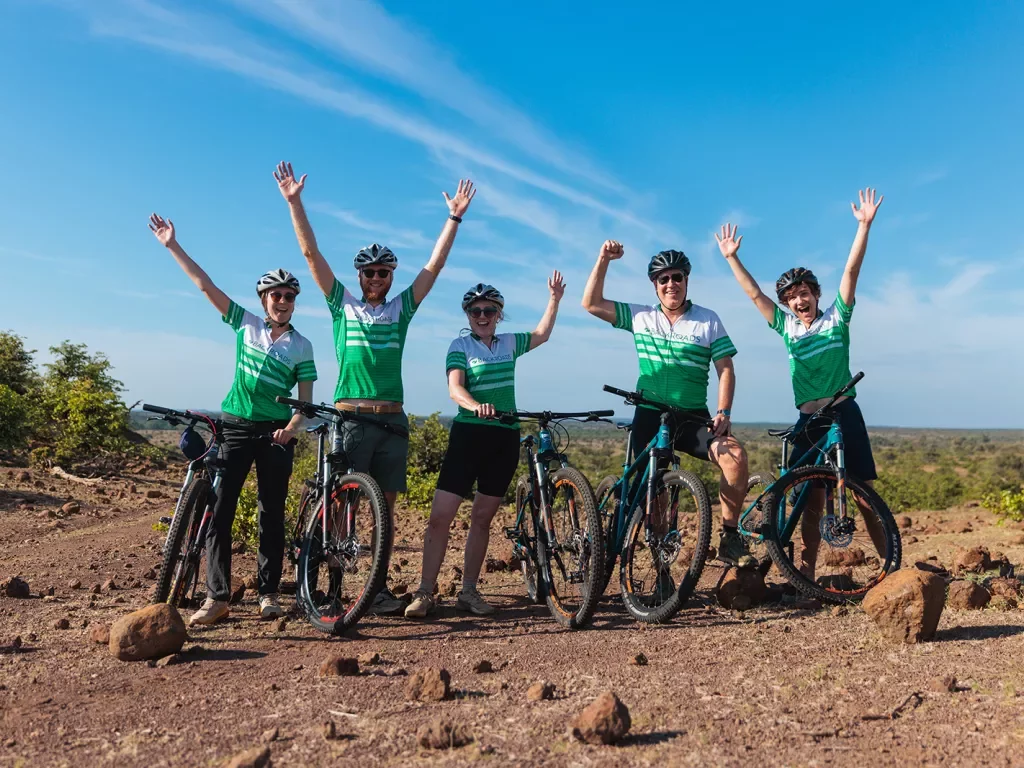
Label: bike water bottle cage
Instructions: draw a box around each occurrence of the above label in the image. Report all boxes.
[538,428,555,453]
[179,426,207,461]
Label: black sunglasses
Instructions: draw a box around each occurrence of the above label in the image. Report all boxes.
[656,272,685,285]
[361,268,392,279]
[468,306,499,318]
[269,291,296,303]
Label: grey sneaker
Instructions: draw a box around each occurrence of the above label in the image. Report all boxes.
[188,598,229,626]
[404,590,437,619]
[719,530,757,570]
[369,588,406,616]
[258,593,284,619]
[456,586,496,616]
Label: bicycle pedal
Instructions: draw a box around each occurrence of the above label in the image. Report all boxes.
[630,579,646,593]
[503,527,520,541]
[158,516,172,525]
[569,573,585,584]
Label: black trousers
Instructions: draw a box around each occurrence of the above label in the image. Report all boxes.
[205,418,293,601]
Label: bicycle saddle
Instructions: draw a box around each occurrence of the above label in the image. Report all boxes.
[767,425,798,441]
[616,423,633,432]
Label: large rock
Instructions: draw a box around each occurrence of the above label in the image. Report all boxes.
[2,576,30,598]
[405,667,451,702]
[318,656,360,677]
[224,746,271,768]
[570,691,632,745]
[417,718,473,749]
[946,580,990,610]
[988,577,1023,600]
[954,546,991,575]
[108,603,187,661]
[716,568,767,610]
[862,569,945,644]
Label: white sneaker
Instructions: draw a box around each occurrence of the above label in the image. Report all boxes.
[189,598,229,626]
[258,593,284,619]
[456,587,496,616]
[404,590,437,619]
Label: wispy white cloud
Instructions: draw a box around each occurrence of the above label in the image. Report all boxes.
[308,203,432,251]
[928,262,998,303]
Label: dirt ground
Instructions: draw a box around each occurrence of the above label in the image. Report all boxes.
[3,463,1024,767]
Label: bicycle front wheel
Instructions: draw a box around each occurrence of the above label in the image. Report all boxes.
[539,467,604,629]
[513,475,542,604]
[620,469,712,623]
[153,477,209,607]
[594,475,621,599]
[296,472,390,634]
[763,465,901,604]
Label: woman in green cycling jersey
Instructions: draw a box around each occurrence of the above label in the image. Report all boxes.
[405,271,565,619]
[149,214,317,626]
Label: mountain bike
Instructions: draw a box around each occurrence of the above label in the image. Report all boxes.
[144,404,284,608]
[498,409,613,629]
[594,386,715,623]
[737,373,902,603]
[275,396,406,634]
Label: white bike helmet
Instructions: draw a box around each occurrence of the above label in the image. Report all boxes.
[256,269,301,296]
[353,243,398,269]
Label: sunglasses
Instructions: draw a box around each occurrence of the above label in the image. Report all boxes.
[269,291,296,303]
[361,268,393,279]
[656,272,685,285]
[468,306,499,318]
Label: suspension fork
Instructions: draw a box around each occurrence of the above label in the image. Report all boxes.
[320,424,332,547]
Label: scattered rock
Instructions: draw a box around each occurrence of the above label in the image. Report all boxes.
[954,546,991,575]
[406,667,451,701]
[947,580,990,610]
[142,569,156,580]
[357,651,381,665]
[897,515,913,530]
[108,603,187,661]
[144,489,163,499]
[2,576,30,598]
[261,727,279,744]
[928,675,957,693]
[988,577,1023,599]
[914,560,950,577]
[319,656,360,677]
[920,524,941,535]
[862,569,945,643]
[229,577,246,604]
[484,557,507,573]
[90,584,101,595]
[831,605,849,617]
[417,718,473,749]
[570,691,632,745]
[527,681,556,701]
[90,624,110,644]
[230,540,246,554]
[391,582,408,595]
[102,578,117,592]
[904,536,919,544]
[822,547,866,567]
[631,652,649,666]
[242,574,258,590]
[717,568,767,609]
[9,635,22,650]
[990,595,1018,610]
[472,659,493,674]
[60,501,81,516]
[45,585,55,596]
[224,745,271,768]
[16,470,30,482]
[54,618,70,630]
[273,619,287,633]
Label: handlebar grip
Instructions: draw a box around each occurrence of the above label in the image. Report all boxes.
[602,384,632,399]
[142,403,173,415]
[591,410,615,418]
[834,371,865,399]
[275,396,306,409]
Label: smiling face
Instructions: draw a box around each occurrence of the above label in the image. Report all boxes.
[358,266,394,303]
[653,270,687,311]
[467,300,502,339]
[261,288,297,325]
[781,282,820,326]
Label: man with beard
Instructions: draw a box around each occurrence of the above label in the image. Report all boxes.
[582,240,754,568]
[274,161,476,613]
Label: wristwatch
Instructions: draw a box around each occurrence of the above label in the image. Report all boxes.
[449,214,463,223]
[717,409,731,417]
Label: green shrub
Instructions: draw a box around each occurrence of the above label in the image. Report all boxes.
[0,384,30,453]
[0,332,37,395]
[983,487,1024,523]
[405,470,440,510]
[407,412,448,473]
[40,378,131,465]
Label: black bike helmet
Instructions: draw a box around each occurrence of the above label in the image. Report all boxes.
[775,267,821,300]
[353,243,398,270]
[461,283,505,311]
[647,250,691,280]
[178,426,207,461]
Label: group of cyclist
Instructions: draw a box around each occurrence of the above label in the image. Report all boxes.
[150,160,883,627]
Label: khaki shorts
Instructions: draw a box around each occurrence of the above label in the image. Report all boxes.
[335,410,410,493]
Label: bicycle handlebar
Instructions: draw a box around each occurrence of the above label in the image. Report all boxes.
[601,385,715,429]
[142,403,206,423]
[813,372,865,418]
[488,408,615,425]
[275,397,409,439]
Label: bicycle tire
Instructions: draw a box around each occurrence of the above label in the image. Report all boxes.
[153,477,209,606]
[513,475,543,604]
[540,466,604,629]
[291,484,319,581]
[620,469,712,623]
[762,465,901,604]
[594,475,621,598]
[742,472,776,576]
[296,472,391,634]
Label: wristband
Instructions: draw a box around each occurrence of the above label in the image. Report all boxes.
[717,409,731,417]
[449,214,463,223]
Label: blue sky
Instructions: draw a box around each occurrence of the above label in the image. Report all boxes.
[4,0,1022,428]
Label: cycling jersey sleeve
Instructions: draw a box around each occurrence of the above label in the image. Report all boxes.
[326,279,350,320]
[770,304,787,336]
[399,285,420,325]
[708,311,738,361]
[445,338,467,373]
[612,301,642,332]
[834,292,854,325]
[295,338,318,383]
[513,332,532,358]
[222,301,258,332]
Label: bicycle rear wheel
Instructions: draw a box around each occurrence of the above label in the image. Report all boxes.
[513,475,542,604]
[763,465,901,604]
[539,467,604,629]
[741,472,776,576]
[594,475,621,598]
[153,477,209,607]
[296,472,390,634]
[620,469,712,623]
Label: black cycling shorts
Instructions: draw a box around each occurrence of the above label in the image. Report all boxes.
[436,420,522,498]
[630,405,715,463]
[790,398,877,481]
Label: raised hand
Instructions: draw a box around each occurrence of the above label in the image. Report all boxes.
[548,269,566,301]
[148,213,176,248]
[443,179,476,218]
[715,223,743,259]
[274,161,307,203]
[600,240,624,260]
[851,188,884,224]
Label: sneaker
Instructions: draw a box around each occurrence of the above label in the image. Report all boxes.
[456,586,496,616]
[404,590,437,619]
[718,530,757,570]
[368,587,406,616]
[188,598,229,626]
[258,593,284,619]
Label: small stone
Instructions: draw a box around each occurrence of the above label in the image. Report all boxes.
[155,653,183,667]
[261,727,279,744]
[897,515,913,530]
[16,469,30,482]
[631,652,649,666]
[954,546,991,575]
[231,540,246,554]
[10,635,23,650]
[45,585,55,596]
[224,745,271,768]
[102,578,117,592]
[484,557,507,573]
[90,583,101,595]
[229,577,246,604]
[717,568,767,609]
[946,580,990,610]
[527,681,555,701]
[90,624,110,644]
[472,659,493,673]
[570,691,632,745]
[391,582,408,595]
[318,655,360,677]
[144,488,163,499]
[54,617,70,630]
[417,717,473,749]
[405,667,451,701]
[60,501,81,516]
[928,675,956,693]
[831,605,849,617]
[273,618,287,632]
[142,569,156,580]
[357,651,381,666]
[321,720,337,740]
[2,576,30,598]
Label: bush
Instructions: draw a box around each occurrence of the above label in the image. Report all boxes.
[231,437,317,549]
[39,378,130,465]
[0,384,30,453]
[0,332,37,395]
[984,487,1024,523]
[408,412,448,474]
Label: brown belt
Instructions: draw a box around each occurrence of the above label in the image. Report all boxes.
[335,402,404,415]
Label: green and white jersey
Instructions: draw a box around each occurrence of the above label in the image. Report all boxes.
[445,332,532,429]
[771,293,856,407]
[613,300,737,411]
[221,301,318,422]
[326,279,419,403]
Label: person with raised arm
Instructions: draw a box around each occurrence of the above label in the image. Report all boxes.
[405,272,566,619]
[148,214,317,626]
[582,240,754,570]
[274,161,476,615]
[716,188,885,577]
